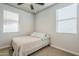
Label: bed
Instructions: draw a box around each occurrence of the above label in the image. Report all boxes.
[12,32,50,56]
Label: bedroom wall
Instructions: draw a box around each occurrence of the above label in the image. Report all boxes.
[0,4,34,48]
[35,3,79,55]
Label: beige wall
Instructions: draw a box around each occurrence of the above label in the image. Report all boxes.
[0,4,34,48]
[35,3,79,55]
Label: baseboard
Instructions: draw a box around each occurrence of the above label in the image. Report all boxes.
[50,44,79,56]
[0,45,10,50]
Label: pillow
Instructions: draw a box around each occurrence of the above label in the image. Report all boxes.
[31,32,49,41]
[31,32,46,38]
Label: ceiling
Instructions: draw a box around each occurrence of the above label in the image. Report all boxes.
[6,3,55,14]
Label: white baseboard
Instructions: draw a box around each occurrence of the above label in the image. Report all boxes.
[0,45,10,50]
[50,44,79,56]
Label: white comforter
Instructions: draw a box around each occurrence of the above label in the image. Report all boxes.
[12,36,49,56]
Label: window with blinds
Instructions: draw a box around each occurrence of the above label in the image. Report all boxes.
[56,4,77,34]
[3,10,19,32]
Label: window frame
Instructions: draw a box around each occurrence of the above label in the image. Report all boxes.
[3,10,19,33]
[56,4,77,34]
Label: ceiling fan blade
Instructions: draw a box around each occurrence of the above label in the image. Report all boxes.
[17,3,24,5]
[30,4,34,10]
[36,3,44,5]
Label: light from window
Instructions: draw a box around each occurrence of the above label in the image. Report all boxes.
[3,10,19,32]
[56,4,77,34]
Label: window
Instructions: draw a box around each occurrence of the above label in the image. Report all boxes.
[56,4,77,34]
[3,10,19,32]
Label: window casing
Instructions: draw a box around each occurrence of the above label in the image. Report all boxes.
[3,10,19,32]
[56,4,77,34]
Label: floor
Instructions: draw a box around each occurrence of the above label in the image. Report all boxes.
[0,46,75,56]
[30,46,75,56]
[0,48,9,56]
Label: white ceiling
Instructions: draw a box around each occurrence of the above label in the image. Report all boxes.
[6,3,55,14]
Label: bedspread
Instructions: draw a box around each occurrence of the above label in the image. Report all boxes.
[12,36,49,56]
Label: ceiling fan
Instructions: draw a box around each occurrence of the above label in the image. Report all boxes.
[17,3,44,10]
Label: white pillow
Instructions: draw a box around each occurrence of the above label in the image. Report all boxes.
[31,32,46,38]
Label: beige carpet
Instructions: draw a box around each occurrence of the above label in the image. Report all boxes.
[30,46,75,56]
[0,48,9,56]
[0,46,75,56]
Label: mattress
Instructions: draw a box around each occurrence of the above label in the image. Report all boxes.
[12,36,49,56]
